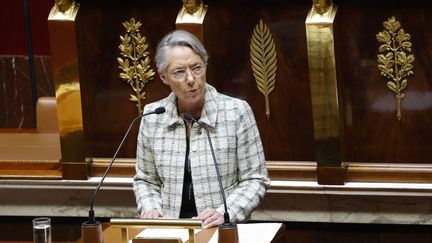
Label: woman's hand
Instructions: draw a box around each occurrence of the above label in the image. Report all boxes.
[196,208,224,229]
[140,209,163,219]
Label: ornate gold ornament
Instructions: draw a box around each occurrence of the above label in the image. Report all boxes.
[312,0,332,15]
[377,16,415,121]
[306,2,341,170]
[48,0,79,20]
[117,18,155,115]
[176,0,208,24]
[250,19,277,120]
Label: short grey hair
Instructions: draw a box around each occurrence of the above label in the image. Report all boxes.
[155,30,209,73]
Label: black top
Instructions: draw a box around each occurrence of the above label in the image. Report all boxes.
[179,124,197,218]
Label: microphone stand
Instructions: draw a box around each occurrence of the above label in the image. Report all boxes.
[184,113,238,243]
[82,107,165,243]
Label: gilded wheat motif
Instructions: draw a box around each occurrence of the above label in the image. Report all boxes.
[250,19,277,120]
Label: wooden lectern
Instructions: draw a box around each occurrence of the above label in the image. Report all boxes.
[110,218,202,243]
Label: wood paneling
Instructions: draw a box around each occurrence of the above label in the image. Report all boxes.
[76,1,175,159]
[204,1,315,161]
[334,0,432,164]
[75,0,315,162]
[3,0,432,181]
[73,0,432,177]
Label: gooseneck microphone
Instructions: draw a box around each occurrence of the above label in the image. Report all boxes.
[184,113,238,243]
[82,107,165,243]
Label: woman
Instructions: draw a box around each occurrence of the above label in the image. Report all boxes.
[133,30,270,229]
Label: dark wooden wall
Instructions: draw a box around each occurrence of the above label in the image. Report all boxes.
[1,0,432,241]
[75,0,316,160]
[2,0,432,164]
[334,0,432,164]
[74,0,432,165]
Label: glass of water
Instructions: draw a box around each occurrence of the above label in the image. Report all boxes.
[32,217,51,243]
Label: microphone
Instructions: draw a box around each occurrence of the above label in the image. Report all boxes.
[184,113,239,243]
[82,107,165,243]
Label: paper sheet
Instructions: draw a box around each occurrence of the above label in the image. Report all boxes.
[208,223,282,243]
[132,228,200,242]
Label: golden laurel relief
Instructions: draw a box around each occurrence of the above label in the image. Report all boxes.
[376,16,415,121]
[250,19,277,120]
[117,18,155,115]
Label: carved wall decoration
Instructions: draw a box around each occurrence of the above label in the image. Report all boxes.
[176,0,208,24]
[49,0,79,20]
[305,1,343,183]
[376,16,415,121]
[117,18,155,115]
[250,19,277,120]
[48,1,86,179]
[175,0,208,42]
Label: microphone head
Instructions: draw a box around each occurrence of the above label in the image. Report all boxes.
[183,112,195,122]
[154,107,166,114]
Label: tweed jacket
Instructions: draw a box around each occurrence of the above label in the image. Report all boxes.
[133,84,270,223]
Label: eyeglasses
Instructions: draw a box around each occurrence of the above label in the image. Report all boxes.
[169,64,205,80]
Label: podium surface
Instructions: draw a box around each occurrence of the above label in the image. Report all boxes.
[103,222,285,243]
[0,222,285,243]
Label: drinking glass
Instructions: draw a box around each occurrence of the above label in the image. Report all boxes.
[33,217,52,243]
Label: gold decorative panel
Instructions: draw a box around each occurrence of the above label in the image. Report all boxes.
[250,19,277,120]
[376,16,415,121]
[117,18,155,115]
[48,1,87,179]
[306,1,342,172]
